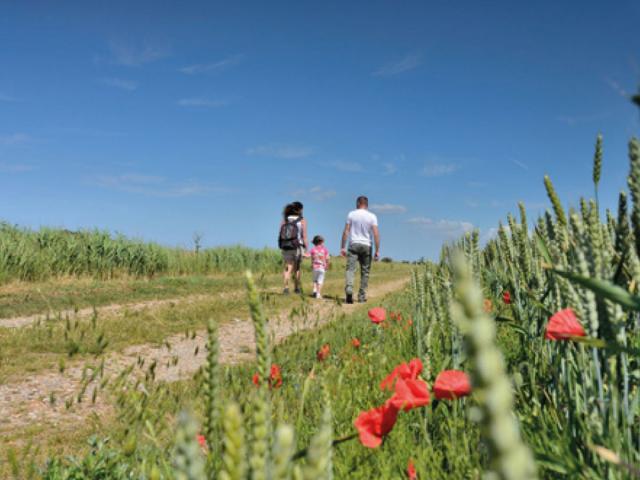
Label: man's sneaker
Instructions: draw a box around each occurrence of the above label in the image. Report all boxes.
[345,293,354,304]
[294,287,302,295]
[283,288,290,295]
[358,297,367,303]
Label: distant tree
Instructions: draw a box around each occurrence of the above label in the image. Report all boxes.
[193,232,203,254]
[380,256,393,263]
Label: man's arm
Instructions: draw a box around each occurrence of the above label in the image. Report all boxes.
[372,225,380,260]
[340,223,350,257]
[302,219,309,252]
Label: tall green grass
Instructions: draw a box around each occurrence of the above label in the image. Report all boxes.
[0,223,282,283]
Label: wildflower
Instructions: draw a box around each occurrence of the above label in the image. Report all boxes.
[389,378,431,411]
[197,434,206,448]
[270,364,283,388]
[390,311,402,321]
[433,370,472,400]
[368,307,387,324]
[351,338,361,349]
[502,291,512,304]
[317,343,331,361]
[407,459,417,480]
[380,358,423,391]
[354,402,399,448]
[545,308,586,340]
[483,298,493,313]
[252,364,283,388]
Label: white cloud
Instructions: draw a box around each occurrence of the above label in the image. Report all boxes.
[324,160,363,172]
[421,163,459,177]
[247,144,315,159]
[370,203,407,214]
[108,40,169,66]
[372,53,422,77]
[512,159,528,170]
[100,77,138,91]
[177,98,230,108]
[291,186,336,202]
[0,162,33,173]
[407,217,474,238]
[0,133,30,145]
[382,162,397,175]
[93,173,227,197]
[180,54,244,75]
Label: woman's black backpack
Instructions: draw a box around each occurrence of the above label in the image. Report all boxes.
[278,218,302,250]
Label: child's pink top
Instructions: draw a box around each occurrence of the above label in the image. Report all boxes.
[310,245,330,271]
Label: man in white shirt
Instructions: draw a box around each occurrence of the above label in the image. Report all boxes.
[340,195,380,304]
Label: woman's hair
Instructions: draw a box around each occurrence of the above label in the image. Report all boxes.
[312,235,324,245]
[283,203,299,219]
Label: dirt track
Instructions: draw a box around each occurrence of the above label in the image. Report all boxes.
[0,277,408,435]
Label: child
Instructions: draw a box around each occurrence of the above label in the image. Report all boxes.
[309,235,330,299]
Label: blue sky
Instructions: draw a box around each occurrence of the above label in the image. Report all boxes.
[1,1,639,260]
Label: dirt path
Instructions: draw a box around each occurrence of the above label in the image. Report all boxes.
[0,293,223,329]
[0,277,408,434]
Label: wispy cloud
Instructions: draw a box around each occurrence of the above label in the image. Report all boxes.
[382,162,398,175]
[421,163,459,177]
[93,173,227,197]
[372,53,422,77]
[370,203,407,214]
[557,112,610,126]
[0,133,30,145]
[247,144,315,159]
[180,54,244,75]
[406,217,474,237]
[605,77,629,98]
[0,162,33,173]
[291,186,336,202]
[108,40,169,66]
[177,98,230,108]
[512,159,529,170]
[0,93,19,102]
[323,160,363,172]
[100,77,138,91]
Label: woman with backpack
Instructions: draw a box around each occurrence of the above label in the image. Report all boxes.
[279,202,308,294]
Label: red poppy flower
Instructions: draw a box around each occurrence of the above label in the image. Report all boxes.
[433,370,472,400]
[197,434,206,448]
[380,358,423,391]
[407,459,417,480]
[252,364,283,388]
[390,311,402,322]
[502,291,512,304]
[545,308,586,340]
[353,402,399,448]
[270,364,283,388]
[368,307,387,324]
[317,343,331,361]
[389,378,431,411]
[351,338,361,348]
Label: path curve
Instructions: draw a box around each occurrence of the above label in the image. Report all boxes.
[0,277,409,434]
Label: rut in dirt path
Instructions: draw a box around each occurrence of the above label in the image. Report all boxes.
[0,293,234,329]
[0,277,409,434]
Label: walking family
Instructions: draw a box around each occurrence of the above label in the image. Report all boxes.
[278,195,380,304]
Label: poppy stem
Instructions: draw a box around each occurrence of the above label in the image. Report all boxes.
[291,432,358,461]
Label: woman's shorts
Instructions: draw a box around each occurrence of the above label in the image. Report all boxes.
[312,270,326,284]
[282,248,302,267]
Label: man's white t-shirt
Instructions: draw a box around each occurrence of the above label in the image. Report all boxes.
[346,209,378,247]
